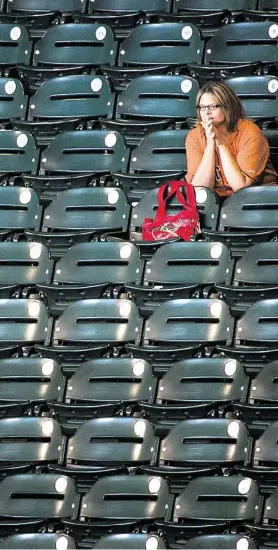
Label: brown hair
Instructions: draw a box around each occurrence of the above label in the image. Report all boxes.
[196,81,246,132]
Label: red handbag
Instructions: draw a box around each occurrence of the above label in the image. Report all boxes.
[142,180,200,241]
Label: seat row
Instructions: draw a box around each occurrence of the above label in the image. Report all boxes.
[4,416,278,480]
[1,296,278,358]
[4,239,278,317]
[4,74,278,147]
[0,473,274,546]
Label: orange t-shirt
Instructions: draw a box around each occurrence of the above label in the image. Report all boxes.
[185,118,277,196]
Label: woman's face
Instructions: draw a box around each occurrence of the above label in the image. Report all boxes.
[198,92,226,127]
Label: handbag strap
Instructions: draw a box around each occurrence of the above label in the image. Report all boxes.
[155,180,197,221]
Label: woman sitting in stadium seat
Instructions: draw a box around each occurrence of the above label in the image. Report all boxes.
[185,81,278,197]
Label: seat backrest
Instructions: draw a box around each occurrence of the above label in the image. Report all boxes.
[40,130,129,174]
[0,357,63,404]
[258,0,278,9]
[233,242,278,285]
[29,76,115,121]
[130,187,219,232]
[252,421,278,466]
[0,131,39,174]
[174,476,259,522]
[52,299,142,346]
[173,0,257,11]
[7,0,85,12]
[205,23,278,64]
[94,535,166,549]
[263,486,278,524]
[159,419,248,466]
[88,0,171,13]
[0,534,76,549]
[54,241,142,285]
[118,23,203,67]
[249,361,278,403]
[0,187,41,231]
[116,76,199,120]
[144,242,232,286]
[156,358,246,404]
[0,24,31,66]
[65,357,156,404]
[225,76,278,120]
[0,474,77,518]
[0,417,62,464]
[0,243,52,285]
[0,299,48,345]
[42,188,130,233]
[0,78,26,121]
[33,24,116,67]
[219,187,278,230]
[184,535,257,549]
[129,130,188,174]
[143,299,233,345]
[66,417,155,465]
[235,299,278,345]
[80,475,169,520]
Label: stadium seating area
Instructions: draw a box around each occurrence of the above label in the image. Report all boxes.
[0,0,278,549]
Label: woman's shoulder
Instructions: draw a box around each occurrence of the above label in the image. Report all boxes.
[237,118,264,137]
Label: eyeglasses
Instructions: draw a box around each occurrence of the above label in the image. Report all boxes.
[198,103,221,112]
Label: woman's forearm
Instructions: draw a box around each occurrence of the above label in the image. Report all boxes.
[190,141,216,188]
[217,143,248,192]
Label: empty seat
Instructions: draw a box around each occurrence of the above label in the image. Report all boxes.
[18,24,117,92]
[51,357,156,423]
[94,534,166,550]
[142,298,233,347]
[173,0,257,10]
[37,241,143,316]
[234,361,278,425]
[127,241,233,315]
[0,417,62,472]
[33,24,116,68]
[0,242,52,298]
[140,357,247,423]
[156,419,248,476]
[50,299,142,358]
[105,23,203,89]
[170,476,259,526]
[0,187,41,234]
[234,299,278,350]
[0,533,76,549]
[0,474,77,522]
[27,188,130,258]
[60,417,155,474]
[6,0,86,14]
[0,299,49,347]
[0,24,31,69]
[241,421,278,480]
[183,535,258,549]
[13,76,115,145]
[0,131,39,177]
[78,475,169,524]
[113,130,188,199]
[204,186,278,258]
[0,356,64,416]
[225,76,278,122]
[0,78,27,122]
[39,130,129,175]
[216,242,278,316]
[205,22,278,66]
[259,0,278,9]
[109,76,198,141]
[88,0,171,13]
